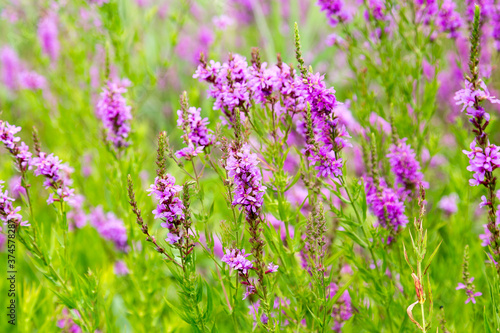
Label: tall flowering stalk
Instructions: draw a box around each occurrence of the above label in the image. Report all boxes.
[456,245,482,304]
[365,139,408,242]
[127,132,210,331]
[225,142,268,282]
[455,5,500,275]
[404,186,440,333]
[221,116,279,330]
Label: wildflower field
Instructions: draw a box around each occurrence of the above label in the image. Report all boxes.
[2,0,500,332]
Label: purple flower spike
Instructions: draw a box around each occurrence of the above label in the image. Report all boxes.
[148,174,186,245]
[90,206,129,252]
[387,138,426,199]
[317,0,353,27]
[96,79,133,149]
[226,144,266,215]
[175,106,214,159]
[365,177,408,235]
[38,12,60,61]
[437,0,462,39]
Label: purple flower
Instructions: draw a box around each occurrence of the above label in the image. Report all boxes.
[0,120,21,150]
[243,285,256,300]
[437,0,462,38]
[96,79,132,149]
[221,248,254,274]
[213,15,234,30]
[365,177,408,233]
[89,206,129,252]
[329,283,353,331]
[317,0,353,27]
[415,0,438,25]
[114,260,129,276]
[0,181,28,227]
[38,12,60,61]
[67,195,88,230]
[456,277,482,304]
[31,152,74,204]
[265,262,279,274]
[437,193,459,214]
[8,176,26,199]
[0,121,32,172]
[299,72,350,180]
[57,308,82,333]
[364,0,388,22]
[147,174,186,244]
[0,46,21,90]
[166,232,181,244]
[454,80,500,119]
[175,106,214,159]
[225,144,266,215]
[18,70,46,91]
[194,54,250,125]
[462,141,500,186]
[386,138,426,199]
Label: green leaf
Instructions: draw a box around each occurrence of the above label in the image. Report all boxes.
[423,240,442,275]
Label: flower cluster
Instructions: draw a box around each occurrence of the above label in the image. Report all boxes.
[317,0,352,27]
[31,152,75,204]
[194,52,305,126]
[249,298,292,328]
[0,120,32,172]
[329,283,353,332]
[0,47,46,91]
[221,248,257,299]
[455,80,500,119]
[365,177,408,239]
[386,138,426,199]
[438,193,459,215]
[0,46,20,90]
[222,248,254,274]
[0,182,27,227]
[301,72,350,180]
[437,0,462,38]
[194,54,250,125]
[147,174,185,245]
[462,141,500,186]
[67,195,88,230]
[415,0,438,25]
[89,206,128,252]
[57,308,81,333]
[176,106,214,159]
[225,144,266,215]
[96,79,132,149]
[456,278,482,304]
[364,0,388,22]
[38,12,59,62]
